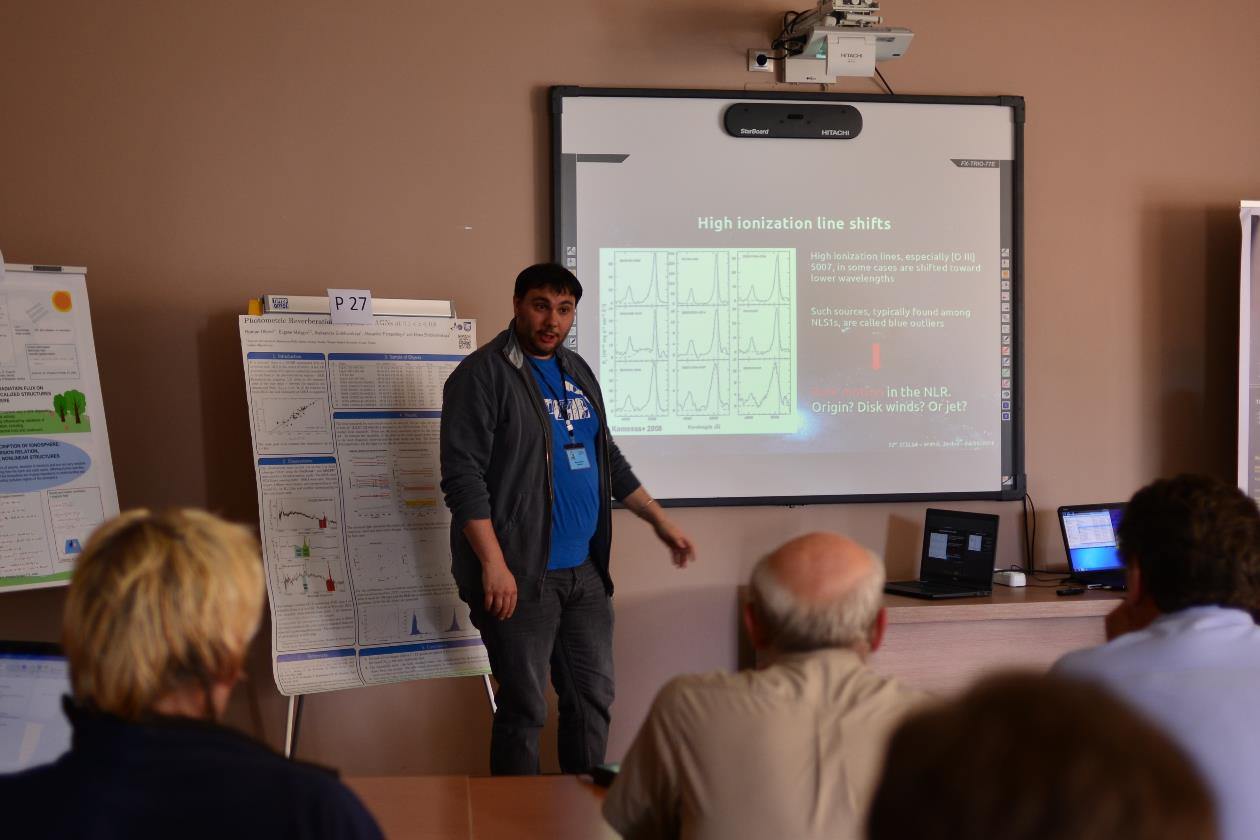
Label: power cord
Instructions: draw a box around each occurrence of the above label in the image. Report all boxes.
[771,10,811,56]
[1004,490,1072,585]
[875,67,895,95]
[1022,490,1036,571]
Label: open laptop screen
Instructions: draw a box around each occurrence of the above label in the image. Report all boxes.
[0,642,73,773]
[1059,504,1125,573]
[921,509,999,586]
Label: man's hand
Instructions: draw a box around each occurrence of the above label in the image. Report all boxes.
[622,486,695,568]
[463,518,517,620]
[482,556,518,620]
[1104,596,1159,641]
[653,519,695,568]
[1104,600,1139,641]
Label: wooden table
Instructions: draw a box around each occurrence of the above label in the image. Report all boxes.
[346,774,616,840]
[872,584,1122,693]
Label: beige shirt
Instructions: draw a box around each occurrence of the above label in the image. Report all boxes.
[603,648,926,840]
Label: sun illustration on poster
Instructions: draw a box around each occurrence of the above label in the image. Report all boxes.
[51,290,73,312]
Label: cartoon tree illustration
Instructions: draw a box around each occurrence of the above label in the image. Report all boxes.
[66,390,86,424]
[53,393,66,422]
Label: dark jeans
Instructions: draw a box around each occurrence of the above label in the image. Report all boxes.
[467,561,614,775]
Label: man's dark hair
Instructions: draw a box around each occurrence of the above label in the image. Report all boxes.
[868,672,1216,840]
[1117,474,1260,614]
[513,263,583,303]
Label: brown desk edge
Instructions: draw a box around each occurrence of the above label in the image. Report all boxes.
[882,585,1122,624]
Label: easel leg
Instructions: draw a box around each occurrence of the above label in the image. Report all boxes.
[284,694,306,758]
[482,673,497,714]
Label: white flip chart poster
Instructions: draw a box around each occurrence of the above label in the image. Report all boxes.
[0,265,119,593]
[239,313,488,695]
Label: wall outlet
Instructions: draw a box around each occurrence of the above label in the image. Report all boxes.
[748,49,775,73]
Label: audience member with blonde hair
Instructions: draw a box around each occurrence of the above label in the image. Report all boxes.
[603,531,926,840]
[0,508,383,840]
[867,672,1216,840]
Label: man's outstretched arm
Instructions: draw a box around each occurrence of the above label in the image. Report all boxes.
[622,486,695,568]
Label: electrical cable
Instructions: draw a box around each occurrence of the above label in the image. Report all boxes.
[773,10,811,56]
[999,563,1070,587]
[997,490,1072,585]
[875,66,895,95]
[1022,490,1036,571]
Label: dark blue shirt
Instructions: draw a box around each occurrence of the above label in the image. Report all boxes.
[527,355,601,570]
[0,701,384,840]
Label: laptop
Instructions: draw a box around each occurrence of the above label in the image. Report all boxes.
[1058,503,1127,589]
[884,509,999,599]
[0,641,73,773]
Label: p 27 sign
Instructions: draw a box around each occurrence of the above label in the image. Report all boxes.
[328,289,374,324]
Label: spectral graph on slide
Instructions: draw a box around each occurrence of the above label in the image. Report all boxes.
[600,248,796,436]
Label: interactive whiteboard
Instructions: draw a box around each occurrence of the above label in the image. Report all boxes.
[552,87,1025,504]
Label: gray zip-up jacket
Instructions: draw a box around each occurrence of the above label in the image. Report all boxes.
[440,323,641,601]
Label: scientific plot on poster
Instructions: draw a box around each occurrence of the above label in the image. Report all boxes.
[360,599,476,646]
[349,528,451,591]
[245,353,335,455]
[265,494,340,533]
[341,449,444,527]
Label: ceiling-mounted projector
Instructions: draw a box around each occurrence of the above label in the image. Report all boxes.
[760,0,913,83]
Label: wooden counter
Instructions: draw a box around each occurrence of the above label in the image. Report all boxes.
[872,585,1121,693]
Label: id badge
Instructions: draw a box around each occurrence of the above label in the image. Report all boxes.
[565,443,591,470]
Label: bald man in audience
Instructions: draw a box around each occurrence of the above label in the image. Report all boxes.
[602,532,926,840]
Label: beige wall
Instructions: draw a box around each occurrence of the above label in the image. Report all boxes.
[1,1,1257,774]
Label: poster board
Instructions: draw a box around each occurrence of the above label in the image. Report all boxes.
[1240,201,1260,501]
[0,265,119,593]
[239,312,489,695]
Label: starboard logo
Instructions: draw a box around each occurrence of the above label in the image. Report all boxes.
[739,128,771,135]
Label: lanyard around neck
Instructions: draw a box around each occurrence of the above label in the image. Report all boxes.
[528,357,575,437]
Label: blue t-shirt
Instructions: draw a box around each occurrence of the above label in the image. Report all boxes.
[527,356,601,570]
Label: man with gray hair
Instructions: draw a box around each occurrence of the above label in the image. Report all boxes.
[602,532,926,840]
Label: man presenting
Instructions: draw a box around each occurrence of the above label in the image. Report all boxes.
[440,262,694,776]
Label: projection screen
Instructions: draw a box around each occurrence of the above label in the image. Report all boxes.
[551,87,1025,505]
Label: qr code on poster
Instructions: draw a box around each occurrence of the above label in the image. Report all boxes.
[458,334,472,350]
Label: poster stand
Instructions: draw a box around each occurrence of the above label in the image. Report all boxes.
[242,293,494,759]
